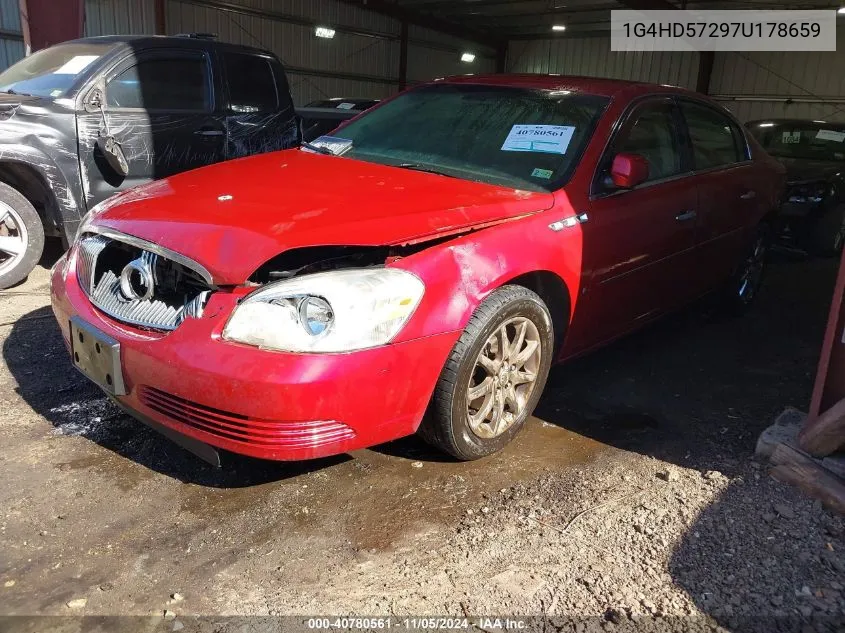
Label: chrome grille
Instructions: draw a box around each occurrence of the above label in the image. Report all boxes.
[76,234,109,294]
[76,233,212,331]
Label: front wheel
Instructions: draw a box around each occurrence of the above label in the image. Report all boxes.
[0,181,44,289]
[419,285,554,461]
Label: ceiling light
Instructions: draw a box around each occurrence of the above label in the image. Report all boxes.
[552,25,566,31]
[758,122,775,127]
[315,26,336,39]
[839,7,845,14]
[461,52,475,63]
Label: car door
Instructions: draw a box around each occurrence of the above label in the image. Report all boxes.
[221,51,299,159]
[78,48,226,208]
[677,99,758,289]
[576,97,699,346]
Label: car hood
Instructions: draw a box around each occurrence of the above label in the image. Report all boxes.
[91,150,554,284]
[778,157,844,184]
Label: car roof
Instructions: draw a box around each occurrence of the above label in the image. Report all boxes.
[437,73,702,99]
[65,35,274,58]
[746,118,845,128]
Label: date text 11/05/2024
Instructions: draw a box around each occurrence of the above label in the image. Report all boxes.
[306,617,528,630]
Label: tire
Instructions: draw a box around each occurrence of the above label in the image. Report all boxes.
[723,222,771,315]
[807,203,845,257]
[0,181,44,289]
[419,285,554,461]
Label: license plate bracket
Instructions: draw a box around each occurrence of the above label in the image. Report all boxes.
[69,317,127,396]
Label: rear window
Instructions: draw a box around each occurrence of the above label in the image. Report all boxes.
[680,101,747,169]
[224,53,278,113]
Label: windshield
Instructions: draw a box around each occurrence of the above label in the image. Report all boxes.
[328,84,609,191]
[0,42,114,98]
[751,123,845,162]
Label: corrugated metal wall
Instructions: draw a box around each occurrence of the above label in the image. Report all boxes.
[80,0,494,106]
[711,26,845,123]
[84,0,155,36]
[507,37,699,90]
[407,25,496,83]
[0,0,24,71]
[166,0,400,105]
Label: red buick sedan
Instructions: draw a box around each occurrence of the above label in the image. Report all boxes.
[50,76,785,464]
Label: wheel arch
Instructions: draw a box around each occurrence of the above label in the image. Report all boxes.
[502,270,572,356]
[0,160,65,239]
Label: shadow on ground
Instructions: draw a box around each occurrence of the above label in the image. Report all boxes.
[2,255,836,490]
[669,476,845,632]
[2,305,349,487]
[534,254,837,476]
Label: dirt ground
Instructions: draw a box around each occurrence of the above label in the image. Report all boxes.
[1,246,844,631]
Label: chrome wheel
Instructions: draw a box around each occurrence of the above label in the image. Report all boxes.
[737,235,767,304]
[834,222,845,253]
[0,202,28,277]
[466,316,542,439]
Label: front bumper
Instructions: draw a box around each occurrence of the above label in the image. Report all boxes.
[50,251,459,461]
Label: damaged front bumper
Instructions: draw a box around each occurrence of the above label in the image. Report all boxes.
[50,251,458,462]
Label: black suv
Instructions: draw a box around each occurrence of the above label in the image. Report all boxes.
[0,34,301,288]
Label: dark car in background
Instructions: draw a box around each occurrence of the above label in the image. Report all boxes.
[0,34,300,288]
[298,98,379,141]
[746,119,845,255]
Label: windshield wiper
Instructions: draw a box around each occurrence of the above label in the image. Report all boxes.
[300,141,335,156]
[395,163,457,178]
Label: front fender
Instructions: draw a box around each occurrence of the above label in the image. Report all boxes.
[0,145,84,238]
[391,212,583,343]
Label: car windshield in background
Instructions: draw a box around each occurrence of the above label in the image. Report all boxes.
[0,42,114,98]
[332,84,609,191]
[752,123,845,162]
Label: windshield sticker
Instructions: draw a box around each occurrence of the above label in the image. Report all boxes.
[305,135,353,155]
[54,55,99,75]
[336,102,356,110]
[816,129,845,143]
[531,168,554,179]
[501,125,575,155]
[782,130,801,144]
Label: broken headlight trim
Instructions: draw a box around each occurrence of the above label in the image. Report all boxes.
[222,268,425,353]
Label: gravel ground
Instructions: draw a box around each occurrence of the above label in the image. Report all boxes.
[0,246,843,632]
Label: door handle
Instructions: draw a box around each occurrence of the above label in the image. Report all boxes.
[675,210,697,222]
[194,128,224,137]
[740,190,757,200]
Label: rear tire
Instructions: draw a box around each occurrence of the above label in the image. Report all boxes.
[0,181,44,289]
[722,222,770,315]
[419,285,554,461]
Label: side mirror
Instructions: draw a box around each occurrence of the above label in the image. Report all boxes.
[609,153,649,189]
[95,135,129,178]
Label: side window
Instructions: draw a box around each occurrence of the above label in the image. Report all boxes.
[224,53,278,113]
[611,102,683,183]
[680,101,746,170]
[106,56,210,111]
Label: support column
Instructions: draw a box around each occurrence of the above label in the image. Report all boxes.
[398,21,408,91]
[155,0,167,35]
[18,0,84,54]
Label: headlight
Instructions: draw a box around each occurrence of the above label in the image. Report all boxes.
[222,268,425,353]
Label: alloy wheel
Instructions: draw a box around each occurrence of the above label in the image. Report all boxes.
[737,235,767,304]
[466,316,542,439]
[0,202,28,277]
